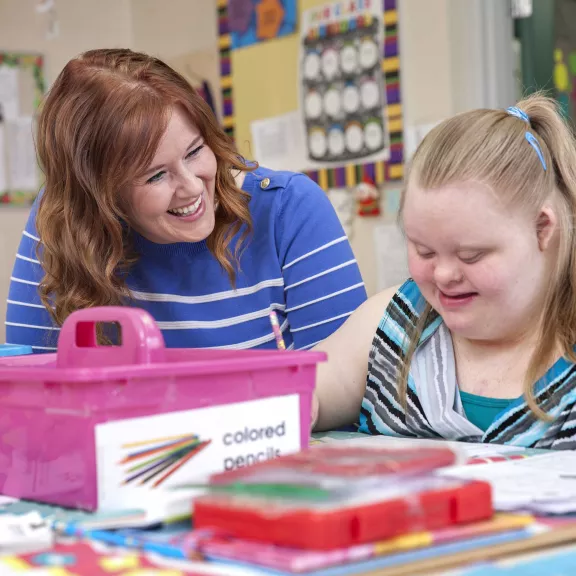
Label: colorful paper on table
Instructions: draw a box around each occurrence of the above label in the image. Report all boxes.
[67,522,210,561]
[68,514,533,574]
[204,518,576,576]
[204,529,535,576]
[201,514,534,573]
[0,539,261,576]
[0,540,199,575]
[229,0,297,50]
[0,498,154,531]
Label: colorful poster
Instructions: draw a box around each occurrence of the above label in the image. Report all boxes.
[229,0,297,50]
[300,0,389,168]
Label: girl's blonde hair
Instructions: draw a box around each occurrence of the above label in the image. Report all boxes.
[398,93,576,418]
[36,49,254,329]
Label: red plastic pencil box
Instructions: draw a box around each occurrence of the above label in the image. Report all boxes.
[193,445,492,550]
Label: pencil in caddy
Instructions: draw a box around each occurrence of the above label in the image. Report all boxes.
[0,307,325,517]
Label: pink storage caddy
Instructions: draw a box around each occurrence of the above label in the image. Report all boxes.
[0,307,325,511]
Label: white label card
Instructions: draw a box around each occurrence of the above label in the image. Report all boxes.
[95,395,301,518]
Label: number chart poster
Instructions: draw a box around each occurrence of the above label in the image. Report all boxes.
[300,0,389,168]
[229,0,298,50]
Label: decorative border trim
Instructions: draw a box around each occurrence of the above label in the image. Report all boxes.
[217,0,235,140]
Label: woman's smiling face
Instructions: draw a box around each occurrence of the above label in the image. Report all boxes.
[125,106,218,244]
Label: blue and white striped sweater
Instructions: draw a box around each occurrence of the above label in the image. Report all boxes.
[6,167,367,352]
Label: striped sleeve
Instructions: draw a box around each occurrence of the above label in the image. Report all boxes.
[276,174,367,350]
[5,200,59,352]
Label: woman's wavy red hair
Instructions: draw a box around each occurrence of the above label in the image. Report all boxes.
[35,48,253,326]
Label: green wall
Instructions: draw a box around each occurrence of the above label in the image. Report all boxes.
[515,0,555,95]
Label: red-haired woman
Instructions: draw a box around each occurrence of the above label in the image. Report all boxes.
[7,49,366,352]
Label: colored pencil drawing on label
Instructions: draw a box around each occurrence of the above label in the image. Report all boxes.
[118,434,211,488]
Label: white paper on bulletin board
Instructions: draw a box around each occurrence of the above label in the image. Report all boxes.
[250,111,307,172]
[299,0,390,170]
[0,123,7,194]
[374,223,409,291]
[6,116,37,191]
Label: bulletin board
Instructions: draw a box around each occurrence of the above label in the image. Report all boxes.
[217,0,404,189]
[0,52,45,206]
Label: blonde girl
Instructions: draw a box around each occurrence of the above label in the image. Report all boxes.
[315,94,576,449]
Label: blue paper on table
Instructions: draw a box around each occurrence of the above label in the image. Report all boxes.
[84,521,198,560]
[457,548,576,575]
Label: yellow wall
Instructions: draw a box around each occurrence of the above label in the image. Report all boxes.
[232,0,336,158]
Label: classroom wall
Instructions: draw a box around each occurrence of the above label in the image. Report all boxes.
[400,0,454,128]
[356,0,457,296]
[0,0,133,83]
[0,0,507,341]
[0,0,134,342]
[131,0,217,57]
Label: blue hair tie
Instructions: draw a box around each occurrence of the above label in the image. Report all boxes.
[506,106,530,124]
[505,106,547,171]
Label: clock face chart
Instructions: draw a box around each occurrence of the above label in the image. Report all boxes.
[304,90,323,120]
[345,122,364,154]
[304,51,321,80]
[323,88,341,118]
[328,126,346,156]
[340,44,358,75]
[301,11,388,163]
[343,85,360,114]
[321,48,339,80]
[361,78,380,110]
[309,128,327,159]
[364,121,384,151]
[359,38,379,69]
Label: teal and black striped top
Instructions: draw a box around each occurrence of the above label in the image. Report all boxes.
[358,280,576,450]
